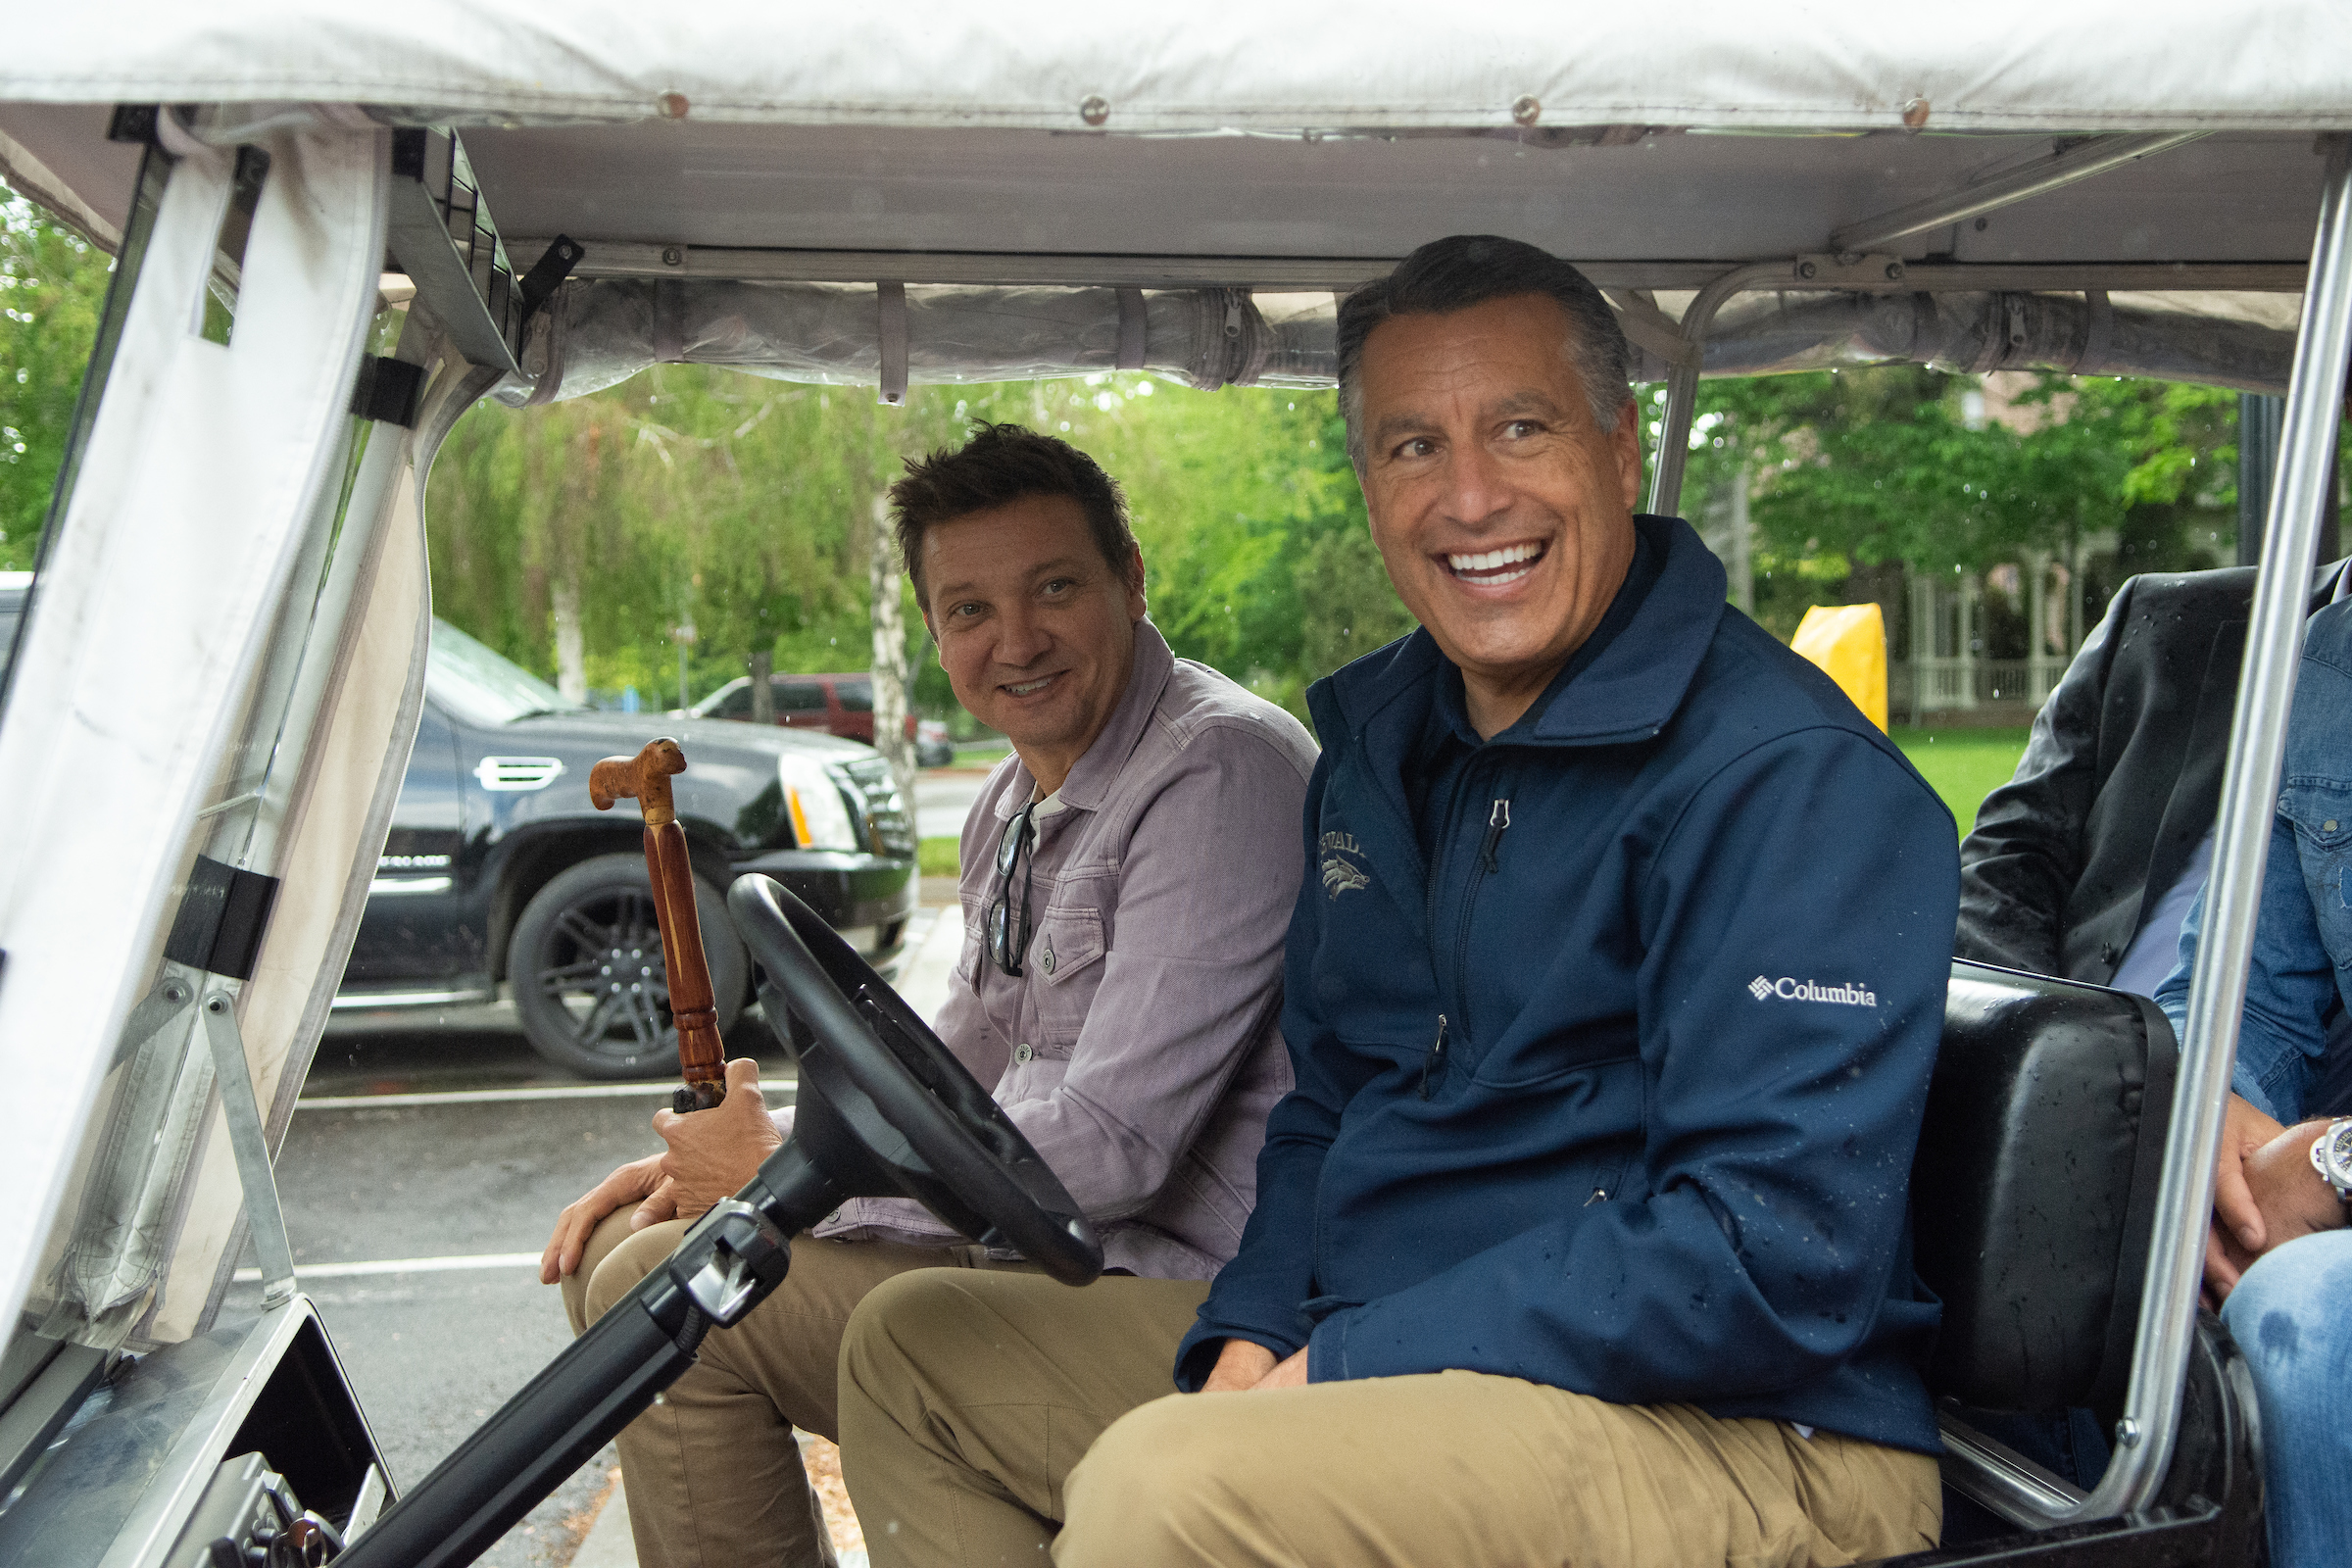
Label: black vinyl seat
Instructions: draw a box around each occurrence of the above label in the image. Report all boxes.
[1912,960,2180,1420]
[1883,962,2269,1564]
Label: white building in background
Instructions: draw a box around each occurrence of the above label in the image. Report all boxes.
[1903,547,2103,719]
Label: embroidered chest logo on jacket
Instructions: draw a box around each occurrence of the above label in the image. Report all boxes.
[1319,830,1370,899]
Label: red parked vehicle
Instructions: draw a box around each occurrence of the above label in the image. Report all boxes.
[692,672,957,764]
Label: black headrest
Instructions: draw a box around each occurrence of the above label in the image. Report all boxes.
[1912,960,2179,1415]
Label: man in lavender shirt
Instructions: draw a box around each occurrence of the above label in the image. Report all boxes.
[538,422,1317,1568]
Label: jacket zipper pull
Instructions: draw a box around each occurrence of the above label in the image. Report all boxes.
[1420,1013,1448,1100]
[1481,799,1511,873]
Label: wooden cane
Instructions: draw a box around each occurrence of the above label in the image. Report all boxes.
[589,738,727,1112]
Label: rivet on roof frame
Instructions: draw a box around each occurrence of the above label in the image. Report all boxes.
[1511,95,1541,126]
[658,91,690,120]
[1902,98,1931,129]
[1079,95,1109,126]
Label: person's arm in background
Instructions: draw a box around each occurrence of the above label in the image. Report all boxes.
[834,727,1313,1245]
[2160,621,2352,1298]
[1955,579,2135,973]
[2155,849,2331,1132]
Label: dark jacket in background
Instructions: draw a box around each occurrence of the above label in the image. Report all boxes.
[1957,562,2341,984]
[1179,515,1960,1455]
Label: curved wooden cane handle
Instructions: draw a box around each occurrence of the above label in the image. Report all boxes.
[591,739,726,1111]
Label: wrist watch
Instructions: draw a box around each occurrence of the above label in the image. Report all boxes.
[2309,1118,2352,1201]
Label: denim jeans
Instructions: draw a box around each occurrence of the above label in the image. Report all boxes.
[2221,1231,2352,1568]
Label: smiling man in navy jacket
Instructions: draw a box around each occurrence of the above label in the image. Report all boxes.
[834,235,1961,1568]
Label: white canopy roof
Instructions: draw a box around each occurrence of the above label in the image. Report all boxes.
[0,3,2339,404]
[7,3,2348,283]
[4,0,2349,133]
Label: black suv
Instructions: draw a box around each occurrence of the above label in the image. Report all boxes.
[335,620,918,1076]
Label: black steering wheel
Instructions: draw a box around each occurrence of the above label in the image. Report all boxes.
[728,873,1102,1286]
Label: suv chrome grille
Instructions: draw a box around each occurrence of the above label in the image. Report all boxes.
[840,757,916,857]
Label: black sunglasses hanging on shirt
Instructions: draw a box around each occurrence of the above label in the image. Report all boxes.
[987,799,1038,976]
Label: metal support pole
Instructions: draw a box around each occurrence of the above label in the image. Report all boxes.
[1646,263,1784,518]
[2085,133,2352,1521]
[201,992,299,1307]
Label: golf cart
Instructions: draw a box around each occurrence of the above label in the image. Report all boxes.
[0,5,2345,1561]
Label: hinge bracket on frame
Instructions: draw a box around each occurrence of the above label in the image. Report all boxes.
[1788,252,1911,289]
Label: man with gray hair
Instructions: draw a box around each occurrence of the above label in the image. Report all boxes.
[832,235,1959,1568]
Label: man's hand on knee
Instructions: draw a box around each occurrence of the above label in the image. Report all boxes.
[1200,1339,1307,1393]
[540,1151,665,1284]
[652,1056,783,1223]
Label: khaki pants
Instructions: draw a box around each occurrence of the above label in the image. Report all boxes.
[562,1207,1031,1568]
[837,1269,1942,1568]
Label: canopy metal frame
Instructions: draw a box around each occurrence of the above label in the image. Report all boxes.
[1647,132,2238,515]
[523,240,2307,298]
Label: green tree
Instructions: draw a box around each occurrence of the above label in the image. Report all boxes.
[1673,366,2242,636]
[0,185,112,569]
[934,379,1402,710]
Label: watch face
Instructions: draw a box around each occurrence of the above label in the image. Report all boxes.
[2326,1122,2352,1189]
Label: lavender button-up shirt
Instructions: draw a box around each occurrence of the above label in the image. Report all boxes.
[808,619,1318,1278]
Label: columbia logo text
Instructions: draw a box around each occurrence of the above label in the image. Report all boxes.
[1750,975,1878,1007]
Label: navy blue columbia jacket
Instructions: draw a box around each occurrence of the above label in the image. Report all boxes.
[1175,515,1958,1454]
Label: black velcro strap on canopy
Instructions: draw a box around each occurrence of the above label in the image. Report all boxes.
[164,855,281,981]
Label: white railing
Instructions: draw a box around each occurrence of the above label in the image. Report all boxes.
[1893,656,2067,716]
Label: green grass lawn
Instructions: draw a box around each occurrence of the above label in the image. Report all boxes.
[919,836,961,878]
[1891,727,2034,836]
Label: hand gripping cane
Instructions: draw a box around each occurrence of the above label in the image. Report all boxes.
[589,739,727,1112]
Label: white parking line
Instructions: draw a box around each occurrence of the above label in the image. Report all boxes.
[232,1251,544,1282]
[297,1080,798,1109]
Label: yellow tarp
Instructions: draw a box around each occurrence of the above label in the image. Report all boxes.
[1790,604,1888,732]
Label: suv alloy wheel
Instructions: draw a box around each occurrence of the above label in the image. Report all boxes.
[509,854,751,1078]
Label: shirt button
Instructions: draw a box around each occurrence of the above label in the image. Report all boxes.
[1013,1042,1035,1064]
[1042,938,1056,974]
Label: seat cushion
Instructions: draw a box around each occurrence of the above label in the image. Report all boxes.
[1912,960,2178,1414]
